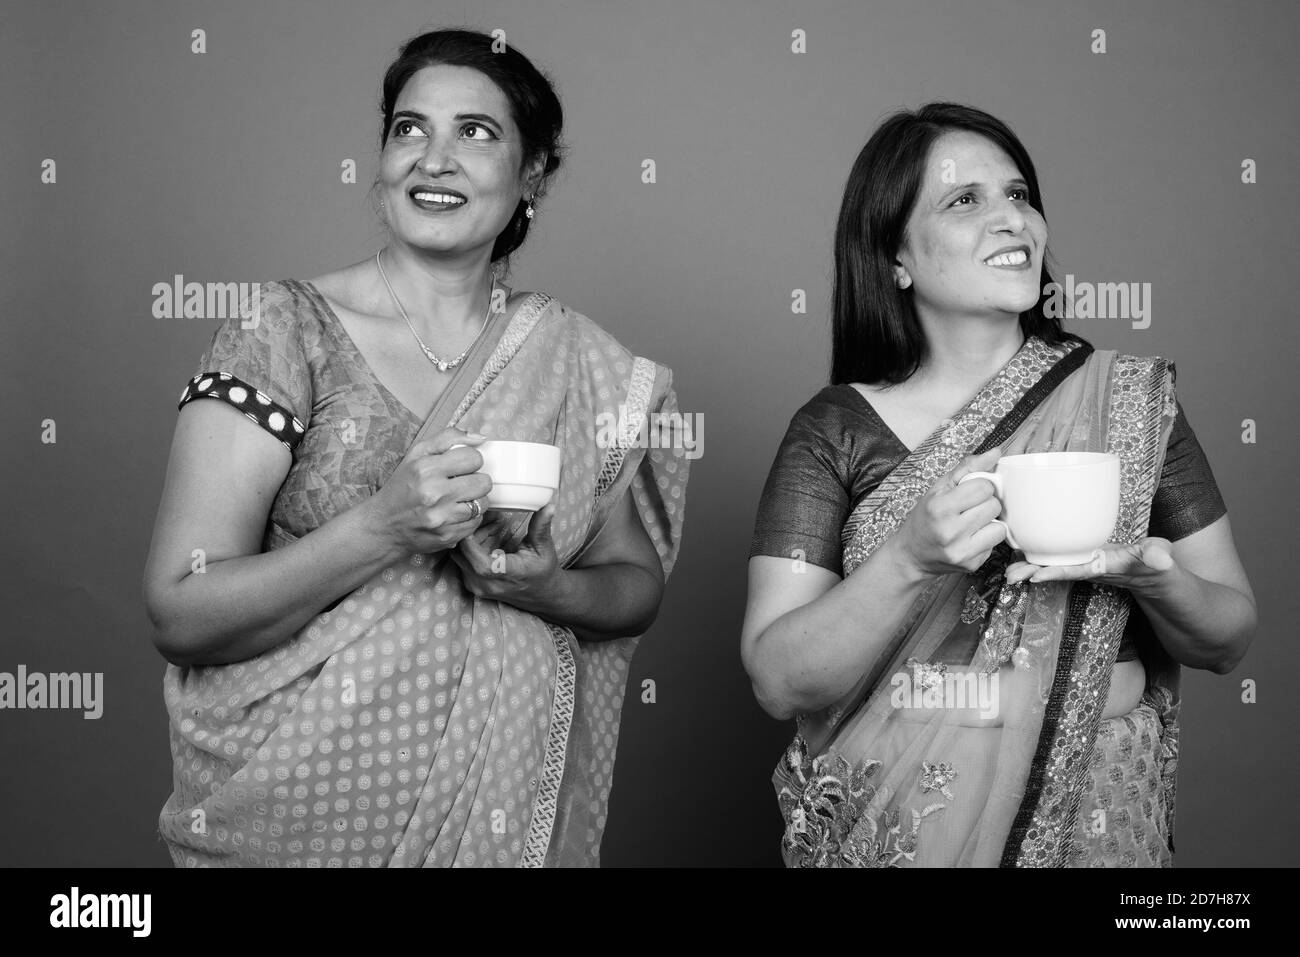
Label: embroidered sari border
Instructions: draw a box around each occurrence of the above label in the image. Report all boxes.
[840,336,1085,575]
[999,580,1092,866]
[1001,354,1172,866]
[520,623,578,867]
[973,340,1094,454]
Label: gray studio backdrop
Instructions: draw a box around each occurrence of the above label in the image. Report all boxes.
[3,0,1296,866]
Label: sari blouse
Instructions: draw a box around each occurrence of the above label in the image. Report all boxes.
[750,380,1227,662]
[177,279,446,547]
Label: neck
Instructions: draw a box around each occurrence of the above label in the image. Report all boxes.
[377,244,496,339]
[908,307,1027,394]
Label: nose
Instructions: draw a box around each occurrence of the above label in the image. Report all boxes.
[988,194,1028,234]
[418,132,459,176]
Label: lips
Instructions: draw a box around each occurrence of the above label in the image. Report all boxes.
[408,185,468,212]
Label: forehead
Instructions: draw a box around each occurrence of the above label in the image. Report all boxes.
[395,63,514,121]
[918,130,1022,194]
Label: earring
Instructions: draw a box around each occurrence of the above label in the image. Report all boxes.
[525,196,535,220]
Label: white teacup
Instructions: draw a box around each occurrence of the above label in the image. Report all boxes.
[957,451,1120,566]
[455,440,561,512]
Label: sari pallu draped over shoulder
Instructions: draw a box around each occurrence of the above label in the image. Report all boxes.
[774,335,1181,867]
[160,293,690,867]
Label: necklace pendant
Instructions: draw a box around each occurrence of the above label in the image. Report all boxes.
[436,359,449,372]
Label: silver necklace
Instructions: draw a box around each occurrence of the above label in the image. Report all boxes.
[375,249,495,372]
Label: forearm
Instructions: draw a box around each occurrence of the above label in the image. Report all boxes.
[1132,563,1256,674]
[153,499,407,666]
[751,538,933,719]
[508,563,664,643]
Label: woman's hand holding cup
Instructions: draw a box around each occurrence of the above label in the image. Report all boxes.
[892,447,1009,578]
[362,427,494,558]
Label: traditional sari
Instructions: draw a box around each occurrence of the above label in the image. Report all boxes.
[159,289,690,866]
[773,335,1181,867]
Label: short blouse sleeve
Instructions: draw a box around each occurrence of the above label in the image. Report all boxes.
[1149,396,1227,541]
[749,388,857,575]
[176,280,312,453]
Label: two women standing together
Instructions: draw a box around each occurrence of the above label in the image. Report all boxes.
[143,29,1256,867]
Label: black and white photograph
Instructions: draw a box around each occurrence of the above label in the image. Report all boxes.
[2,0,1294,935]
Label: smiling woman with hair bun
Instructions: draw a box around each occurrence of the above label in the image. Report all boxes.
[145,28,690,867]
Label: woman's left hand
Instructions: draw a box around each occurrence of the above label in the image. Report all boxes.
[1003,536,1177,595]
[448,504,562,608]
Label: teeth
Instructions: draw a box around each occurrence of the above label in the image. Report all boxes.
[986,250,1028,266]
[413,192,466,204]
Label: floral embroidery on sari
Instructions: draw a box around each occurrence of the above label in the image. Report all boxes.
[919,761,958,799]
[773,338,1181,868]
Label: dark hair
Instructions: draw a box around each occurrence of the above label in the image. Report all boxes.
[378,29,565,264]
[830,102,1087,386]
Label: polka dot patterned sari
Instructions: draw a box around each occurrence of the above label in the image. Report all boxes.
[160,291,690,866]
[774,337,1182,867]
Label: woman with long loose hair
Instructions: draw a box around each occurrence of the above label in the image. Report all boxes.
[743,102,1254,867]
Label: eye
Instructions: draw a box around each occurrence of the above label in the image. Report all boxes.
[393,119,426,139]
[950,192,975,207]
[461,123,497,141]
[1009,187,1030,201]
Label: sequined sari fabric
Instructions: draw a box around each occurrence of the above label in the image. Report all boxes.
[773,336,1181,867]
[159,291,690,866]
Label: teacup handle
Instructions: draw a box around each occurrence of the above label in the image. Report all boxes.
[957,471,1020,551]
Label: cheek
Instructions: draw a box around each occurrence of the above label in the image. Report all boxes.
[474,152,524,196]
[917,228,962,276]
[379,147,412,182]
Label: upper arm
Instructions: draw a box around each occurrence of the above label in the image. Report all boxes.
[1168,513,1255,613]
[143,282,312,635]
[740,556,840,675]
[1150,399,1228,541]
[142,402,292,631]
[742,391,861,664]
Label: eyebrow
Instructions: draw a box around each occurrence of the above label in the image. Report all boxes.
[391,109,504,129]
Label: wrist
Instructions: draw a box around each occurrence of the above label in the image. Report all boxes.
[352,497,407,565]
[879,536,931,588]
[525,563,572,617]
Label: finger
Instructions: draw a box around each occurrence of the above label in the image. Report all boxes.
[947,446,1004,489]
[458,529,493,570]
[1140,539,1175,571]
[966,519,1008,558]
[427,500,483,535]
[446,548,479,586]
[410,427,487,460]
[957,494,1004,530]
[428,446,488,480]
[437,474,492,507]
[1028,548,1125,582]
[523,504,556,549]
[1004,561,1040,584]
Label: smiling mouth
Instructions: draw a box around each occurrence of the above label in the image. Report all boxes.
[984,249,1030,268]
[409,189,468,212]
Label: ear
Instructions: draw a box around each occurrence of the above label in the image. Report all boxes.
[893,264,912,290]
[521,152,548,196]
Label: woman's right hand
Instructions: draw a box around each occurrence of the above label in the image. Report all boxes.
[891,447,1009,578]
[362,428,493,558]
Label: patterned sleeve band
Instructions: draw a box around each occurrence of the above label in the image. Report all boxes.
[177,371,308,453]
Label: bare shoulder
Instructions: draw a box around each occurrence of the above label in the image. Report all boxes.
[303,260,375,312]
